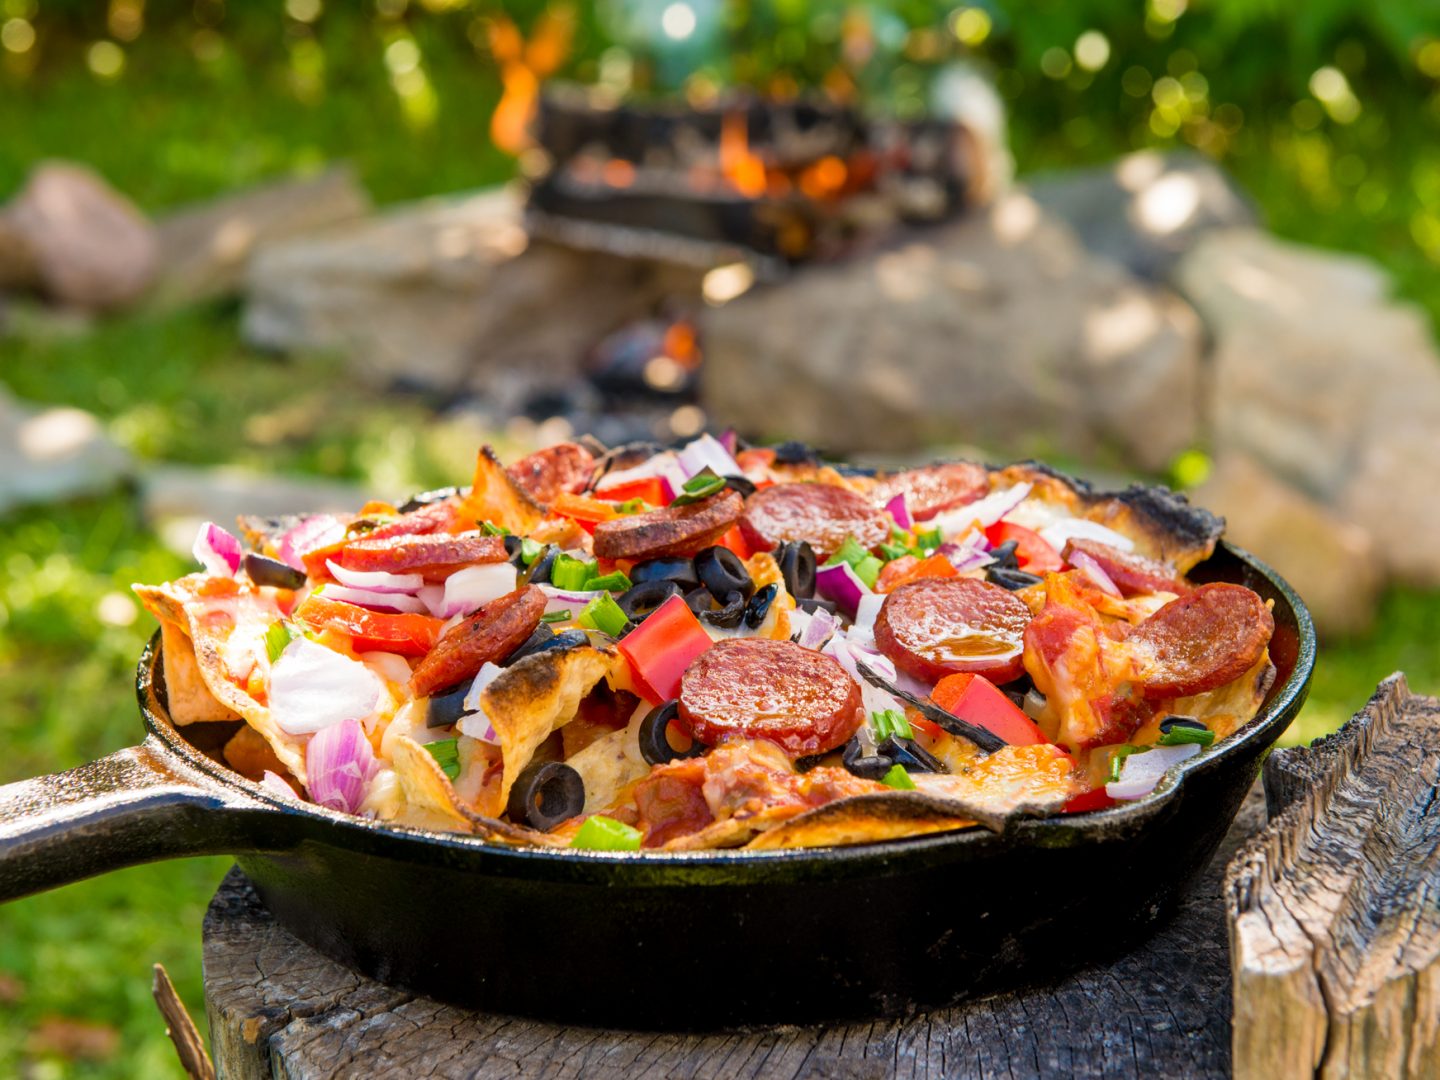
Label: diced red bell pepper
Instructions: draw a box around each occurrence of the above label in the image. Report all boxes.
[985,521,1063,575]
[716,524,752,561]
[930,672,1049,746]
[594,476,668,507]
[616,593,713,705]
[293,594,443,657]
[1062,787,1117,814]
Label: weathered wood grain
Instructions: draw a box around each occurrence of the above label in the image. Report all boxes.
[1227,674,1440,1080]
[154,963,217,1080]
[203,787,1265,1080]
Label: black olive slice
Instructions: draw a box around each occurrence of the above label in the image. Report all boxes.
[721,474,757,497]
[506,761,586,831]
[988,540,1020,570]
[875,735,945,774]
[242,553,307,590]
[842,733,893,780]
[684,587,717,616]
[743,583,779,629]
[986,566,1044,591]
[505,622,556,664]
[775,540,817,599]
[1158,715,1206,734]
[772,440,817,465]
[695,545,754,601]
[398,485,463,513]
[630,556,700,589]
[795,597,838,615]
[618,579,683,623]
[700,591,746,629]
[503,534,524,564]
[520,545,560,586]
[637,701,706,766]
[426,680,472,729]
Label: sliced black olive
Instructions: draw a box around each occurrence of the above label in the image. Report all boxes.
[773,440,818,465]
[426,679,472,729]
[842,731,893,780]
[793,753,827,773]
[987,566,1044,591]
[743,583,779,629]
[637,701,706,765]
[775,540,817,599]
[520,544,560,585]
[988,539,1020,570]
[242,552,307,590]
[630,556,700,590]
[618,579,683,623]
[503,534,524,564]
[530,629,592,658]
[506,761,586,831]
[1002,673,1035,711]
[1158,715,1206,734]
[398,485,463,513]
[721,474,757,497]
[700,590,746,629]
[684,587,718,616]
[695,545,754,600]
[795,597,838,615]
[876,735,945,774]
[505,622,556,664]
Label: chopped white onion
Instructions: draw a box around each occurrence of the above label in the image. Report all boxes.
[1105,743,1202,800]
[437,563,517,619]
[276,514,347,571]
[269,637,384,735]
[325,560,424,594]
[1039,518,1135,556]
[458,661,506,742]
[796,606,839,651]
[416,584,446,618]
[676,433,741,482]
[320,584,430,614]
[595,453,675,493]
[929,483,1032,535]
[193,521,242,576]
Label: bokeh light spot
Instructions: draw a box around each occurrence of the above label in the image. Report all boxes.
[87,40,125,79]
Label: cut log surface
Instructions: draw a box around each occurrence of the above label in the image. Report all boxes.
[1227,674,1440,1080]
[202,789,1265,1080]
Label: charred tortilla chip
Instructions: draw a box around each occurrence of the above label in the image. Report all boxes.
[223,723,288,782]
[457,445,545,535]
[565,726,648,816]
[746,798,975,849]
[388,735,475,832]
[158,620,240,725]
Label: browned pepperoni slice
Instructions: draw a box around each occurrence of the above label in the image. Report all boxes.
[1062,538,1190,598]
[875,577,1033,685]
[410,585,546,697]
[1126,583,1273,699]
[739,483,890,558]
[339,532,508,581]
[678,638,864,757]
[871,463,988,521]
[507,442,595,505]
[592,489,743,561]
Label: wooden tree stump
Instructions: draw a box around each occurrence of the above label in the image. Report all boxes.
[1227,674,1440,1079]
[202,789,1266,1079]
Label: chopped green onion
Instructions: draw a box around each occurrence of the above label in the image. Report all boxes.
[889,709,913,740]
[824,534,869,569]
[914,526,942,551]
[1157,726,1215,748]
[550,554,595,592]
[613,497,649,514]
[519,537,543,566]
[871,709,913,741]
[853,555,883,589]
[570,814,643,851]
[882,764,916,790]
[871,709,893,740]
[577,592,629,637]
[879,541,911,562]
[264,621,295,663]
[587,570,633,593]
[670,469,727,506]
[890,525,910,543]
[1106,744,1147,784]
[480,520,510,536]
[541,610,572,623]
[425,738,461,781]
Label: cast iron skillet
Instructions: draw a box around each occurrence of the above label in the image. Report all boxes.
[0,541,1312,1028]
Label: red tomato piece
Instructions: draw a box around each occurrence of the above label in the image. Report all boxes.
[616,593,714,705]
[1063,788,1116,814]
[716,524,752,561]
[594,476,668,507]
[294,595,443,657]
[930,672,1049,746]
[985,521,1063,575]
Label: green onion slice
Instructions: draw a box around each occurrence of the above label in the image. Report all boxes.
[882,764,917,790]
[577,592,628,637]
[265,621,295,664]
[540,610,572,624]
[570,815,643,851]
[425,738,461,781]
[1157,726,1215,747]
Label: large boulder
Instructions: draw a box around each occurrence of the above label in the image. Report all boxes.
[1,162,158,310]
[700,192,1203,471]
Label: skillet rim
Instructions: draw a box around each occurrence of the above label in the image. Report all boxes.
[136,538,1315,869]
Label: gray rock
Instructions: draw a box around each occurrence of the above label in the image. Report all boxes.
[1028,150,1257,282]
[151,167,371,307]
[700,191,1203,471]
[2,161,158,310]
[0,388,132,512]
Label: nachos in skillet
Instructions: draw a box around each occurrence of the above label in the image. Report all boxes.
[133,436,1276,852]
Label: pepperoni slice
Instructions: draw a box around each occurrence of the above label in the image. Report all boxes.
[678,638,864,757]
[592,489,743,561]
[1062,538,1190,598]
[871,463,988,521]
[410,585,546,697]
[339,532,508,581]
[875,577,1033,685]
[1126,583,1273,699]
[507,442,595,505]
[739,483,890,558]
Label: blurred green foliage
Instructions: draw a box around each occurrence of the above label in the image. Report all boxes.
[1,1,1439,1076]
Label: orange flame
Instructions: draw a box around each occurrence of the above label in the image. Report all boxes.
[719,112,768,199]
[487,4,574,157]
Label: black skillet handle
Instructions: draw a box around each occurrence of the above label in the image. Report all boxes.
[0,735,275,903]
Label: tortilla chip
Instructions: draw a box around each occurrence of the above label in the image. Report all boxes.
[1174,650,1276,741]
[223,724,288,782]
[564,726,649,816]
[746,799,975,849]
[388,735,476,832]
[159,620,240,724]
[457,445,545,534]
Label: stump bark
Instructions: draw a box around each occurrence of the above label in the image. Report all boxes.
[1227,674,1440,1079]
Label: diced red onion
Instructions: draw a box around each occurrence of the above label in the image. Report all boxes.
[193,521,242,576]
[276,514,347,571]
[796,606,839,651]
[676,433,741,482]
[1069,549,1122,597]
[1039,518,1135,555]
[437,563,517,619]
[823,636,903,718]
[305,718,379,814]
[884,492,912,531]
[269,637,384,735]
[459,661,506,742]
[416,584,446,618]
[718,428,739,456]
[325,559,424,594]
[931,482,1032,534]
[538,584,605,618]
[320,584,431,614]
[595,454,674,495]
[937,539,993,574]
[1105,743,1202,800]
[816,560,869,616]
[259,771,296,800]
